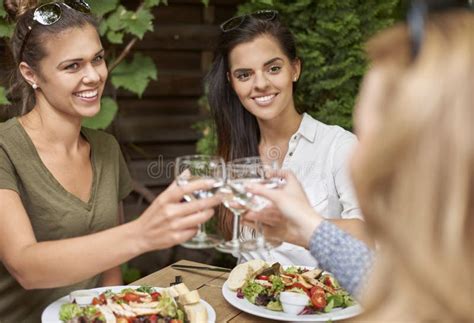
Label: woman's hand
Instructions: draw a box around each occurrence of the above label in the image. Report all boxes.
[135,179,222,252]
[243,170,323,248]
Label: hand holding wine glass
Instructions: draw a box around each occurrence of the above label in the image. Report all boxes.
[229,157,282,251]
[175,155,225,249]
[243,170,323,249]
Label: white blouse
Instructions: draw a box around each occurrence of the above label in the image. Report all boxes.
[240,113,362,266]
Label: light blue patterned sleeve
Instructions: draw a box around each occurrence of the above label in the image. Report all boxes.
[308,221,374,296]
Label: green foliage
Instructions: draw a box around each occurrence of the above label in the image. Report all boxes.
[82,97,118,130]
[0,86,9,105]
[196,0,401,154]
[89,0,120,17]
[121,263,141,284]
[0,0,13,38]
[111,53,158,97]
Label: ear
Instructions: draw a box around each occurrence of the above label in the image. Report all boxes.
[19,62,39,88]
[292,57,301,82]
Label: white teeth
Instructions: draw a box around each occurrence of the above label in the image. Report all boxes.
[254,94,275,104]
[75,89,98,98]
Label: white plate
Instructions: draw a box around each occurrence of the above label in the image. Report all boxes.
[42,285,216,323]
[222,281,363,322]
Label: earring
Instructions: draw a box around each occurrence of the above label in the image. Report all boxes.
[293,77,298,82]
[32,83,38,90]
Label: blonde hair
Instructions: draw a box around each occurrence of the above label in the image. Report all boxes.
[353,9,474,322]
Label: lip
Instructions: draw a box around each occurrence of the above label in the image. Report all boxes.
[251,93,278,107]
[73,88,100,103]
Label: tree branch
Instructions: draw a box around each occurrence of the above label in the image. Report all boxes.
[107,2,147,73]
[108,37,138,72]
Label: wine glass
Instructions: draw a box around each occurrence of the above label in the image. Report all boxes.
[214,162,249,254]
[229,157,282,251]
[175,155,225,249]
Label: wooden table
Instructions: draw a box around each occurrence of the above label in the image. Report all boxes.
[132,259,275,322]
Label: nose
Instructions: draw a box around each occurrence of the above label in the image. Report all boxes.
[82,64,101,85]
[253,71,270,90]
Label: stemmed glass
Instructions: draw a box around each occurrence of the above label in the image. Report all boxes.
[175,155,225,249]
[214,162,249,254]
[229,157,283,251]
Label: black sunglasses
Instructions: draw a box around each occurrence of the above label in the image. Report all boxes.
[220,10,278,32]
[19,0,91,62]
[407,0,473,59]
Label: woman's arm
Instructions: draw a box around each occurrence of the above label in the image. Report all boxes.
[309,221,374,296]
[0,179,221,290]
[328,218,374,248]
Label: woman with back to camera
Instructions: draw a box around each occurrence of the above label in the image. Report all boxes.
[245,2,474,321]
[206,10,372,265]
[0,1,221,321]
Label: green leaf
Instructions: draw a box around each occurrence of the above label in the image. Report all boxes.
[106,6,132,32]
[111,53,157,97]
[0,19,13,38]
[106,30,124,44]
[0,0,7,18]
[0,86,10,105]
[81,97,118,129]
[98,20,108,36]
[145,0,162,7]
[89,0,119,17]
[201,0,210,6]
[324,298,335,313]
[123,8,154,39]
[251,0,273,4]
[121,263,141,285]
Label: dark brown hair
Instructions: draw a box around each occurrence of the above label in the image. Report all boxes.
[3,0,98,115]
[206,14,302,163]
[206,13,302,238]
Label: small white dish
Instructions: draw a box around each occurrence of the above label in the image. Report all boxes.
[69,290,98,306]
[279,291,310,315]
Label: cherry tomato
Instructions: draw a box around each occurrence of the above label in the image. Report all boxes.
[149,314,158,323]
[91,297,101,305]
[123,293,140,303]
[324,276,333,288]
[310,287,327,310]
[151,292,161,301]
[256,275,269,281]
[310,286,324,297]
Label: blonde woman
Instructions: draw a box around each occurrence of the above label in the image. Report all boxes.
[246,3,474,322]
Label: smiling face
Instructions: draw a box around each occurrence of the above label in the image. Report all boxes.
[228,35,300,121]
[28,24,107,119]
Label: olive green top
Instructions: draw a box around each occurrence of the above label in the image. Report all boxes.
[0,118,133,323]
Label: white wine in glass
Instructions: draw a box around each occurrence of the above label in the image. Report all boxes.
[230,157,282,251]
[175,155,225,249]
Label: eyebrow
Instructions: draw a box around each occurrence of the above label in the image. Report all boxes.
[232,57,284,74]
[57,49,105,68]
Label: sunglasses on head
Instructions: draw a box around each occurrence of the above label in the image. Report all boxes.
[407,0,473,59]
[19,0,91,62]
[220,10,278,32]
